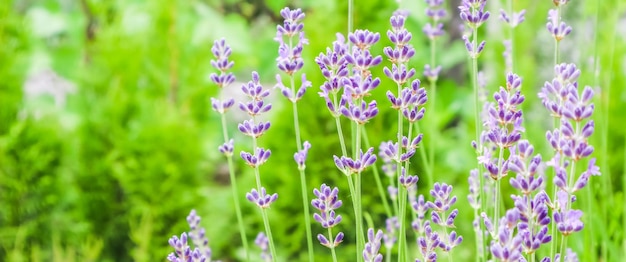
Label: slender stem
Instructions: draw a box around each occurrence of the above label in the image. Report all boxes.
[397,187,408,262]
[261,209,278,261]
[220,114,250,262]
[470,26,486,260]
[428,36,437,180]
[362,128,393,217]
[289,75,314,262]
[347,175,362,262]
[559,234,568,262]
[493,146,505,234]
[554,6,561,66]
[355,124,365,261]
[508,0,515,73]
[328,228,338,262]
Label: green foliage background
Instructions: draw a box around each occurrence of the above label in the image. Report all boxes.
[0,0,624,261]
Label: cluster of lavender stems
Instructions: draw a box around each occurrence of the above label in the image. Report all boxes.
[273,7,315,261]
[459,0,490,259]
[238,71,278,260]
[208,39,250,261]
[382,11,428,262]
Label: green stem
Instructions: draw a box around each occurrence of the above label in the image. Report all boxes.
[493,146,505,234]
[508,0,515,73]
[428,35,437,180]
[355,124,365,261]
[559,234,568,262]
[470,26,486,260]
[289,76,314,262]
[328,228,338,262]
[347,175,362,262]
[397,187,408,262]
[261,209,278,261]
[220,114,250,262]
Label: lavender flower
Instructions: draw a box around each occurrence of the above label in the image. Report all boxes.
[240,147,271,168]
[246,187,278,209]
[427,183,463,251]
[210,38,235,88]
[218,139,234,156]
[255,232,272,262]
[293,141,311,170]
[167,211,219,262]
[333,148,377,175]
[500,9,526,27]
[546,9,572,41]
[489,209,524,262]
[459,0,490,29]
[311,184,345,248]
[187,210,213,260]
[363,228,383,262]
[416,221,442,262]
[275,8,307,75]
[383,217,399,249]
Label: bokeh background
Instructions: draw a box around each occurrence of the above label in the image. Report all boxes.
[1,0,624,261]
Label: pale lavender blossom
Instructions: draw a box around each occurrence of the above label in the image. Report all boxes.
[255,232,272,262]
[246,187,278,209]
[312,184,345,248]
[363,228,384,262]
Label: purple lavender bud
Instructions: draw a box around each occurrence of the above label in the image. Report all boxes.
[240,147,271,168]
[312,184,343,229]
[275,74,311,103]
[238,99,272,116]
[423,64,442,82]
[210,98,235,114]
[340,100,379,125]
[238,120,271,138]
[293,141,311,170]
[554,209,584,236]
[383,64,416,85]
[399,171,419,188]
[459,0,490,28]
[349,30,381,50]
[388,186,398,201]
[468,169,481,209]
[255,232,272,261]
[500,9,526,27]
[210,38,236,88]
[546,9,572,41]
[343,74,381,99]
[422,23,444,40]
[218,139,234,156]
[462,35,486,58]
[383,45,415,64]
[246,187,278,208]
[317,234,330,247]
[241,72,270,100]
[383,217,399,249]
[428,182,457,212]
[363,228,384,262]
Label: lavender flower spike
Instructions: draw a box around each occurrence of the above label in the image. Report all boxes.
[255,232,272,262]
[293,141,311,170]
[363,228,384,262]
[210,38,235,88]
[246,187,278,209]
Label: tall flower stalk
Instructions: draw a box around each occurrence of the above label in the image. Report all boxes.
[459,0,490,259]
[312,184,345,262]
[544,0,572,256]
[539,63,599,261]
[382,12,429,261]
[238,72,278,261]
[209,38,249,261]
[273,7,315,261]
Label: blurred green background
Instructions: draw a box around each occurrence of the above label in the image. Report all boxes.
[1,0,624,261]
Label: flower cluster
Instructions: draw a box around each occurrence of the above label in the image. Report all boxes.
[477,73,525,181]
[274,7,311,102]
[255,232,272,262]
[363,228,384,262]
[539,64,598,240]
[167,210,219,262]
[311,184,345,248]
[459,0,490,58]
[237,71,278,210]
